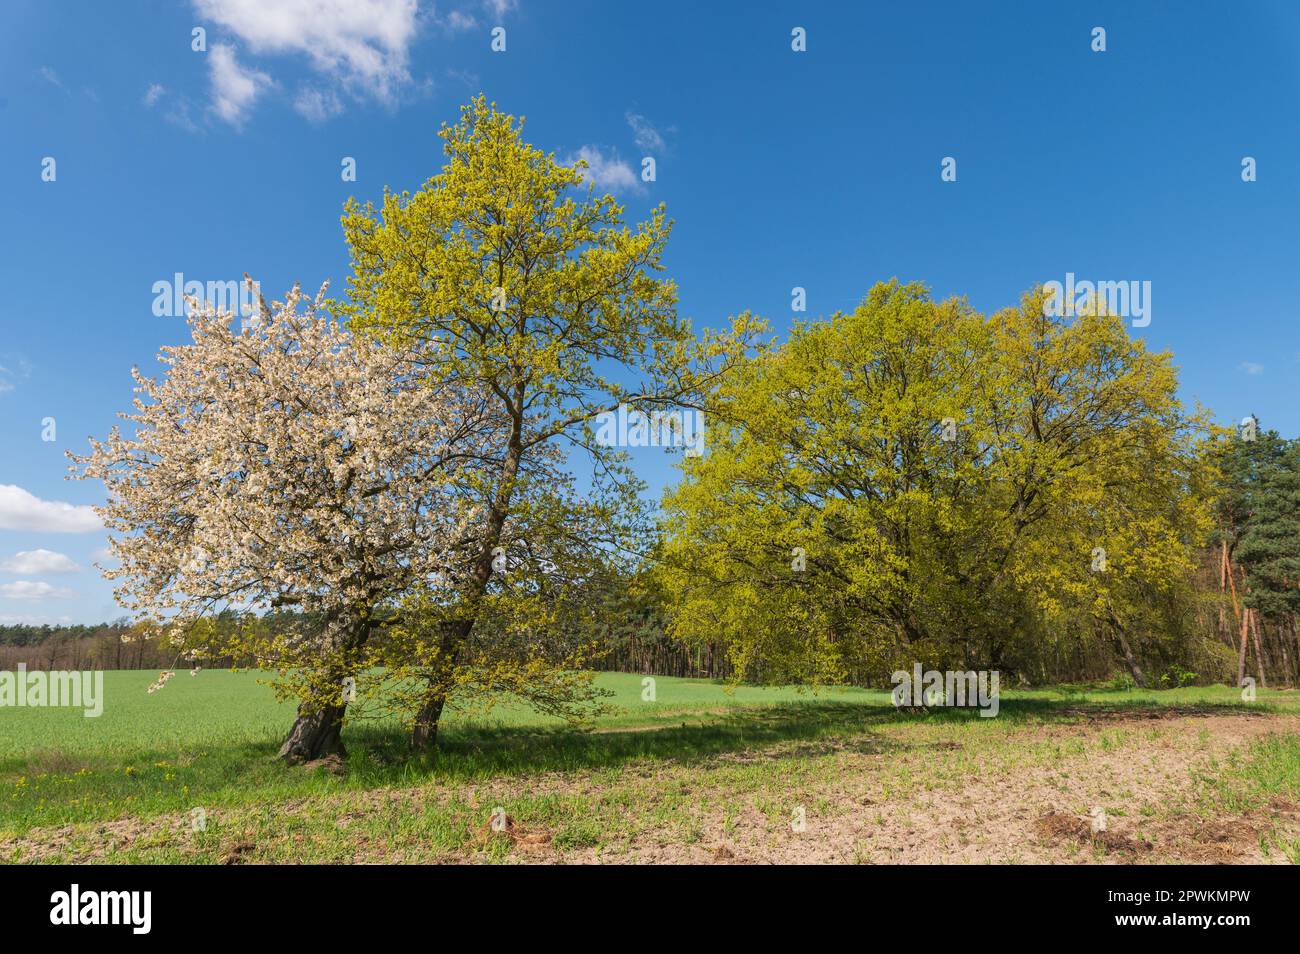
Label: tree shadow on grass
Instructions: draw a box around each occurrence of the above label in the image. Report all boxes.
[429,702,899,779]
[341,696,1277,784]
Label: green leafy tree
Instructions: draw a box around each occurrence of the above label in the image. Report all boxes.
[339,97,754,747]
[657,281,1215,687]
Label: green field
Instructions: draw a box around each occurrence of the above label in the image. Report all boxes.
[1,670,888,832]
[3,671,1299,863]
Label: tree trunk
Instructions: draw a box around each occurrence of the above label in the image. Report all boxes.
[411,383,527,751]
[1276,623,1291,687]
[1104,602,1147,688]
[278,702,348,764]
[410,615,472,751]
[278,612,369,764]
[1291,618,1300,685]
[1224,551,1249,687]
[1115,627,1148,688]
[1236,607,1250,688]
[1249,608,1268,688]
[411,694,447,750]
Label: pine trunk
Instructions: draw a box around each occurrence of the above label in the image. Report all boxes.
[1249,609,1268,688]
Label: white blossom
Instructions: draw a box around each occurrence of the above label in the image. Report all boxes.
[74,282,498,638]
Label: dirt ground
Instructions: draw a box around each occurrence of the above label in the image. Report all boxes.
[556,712,1300,865]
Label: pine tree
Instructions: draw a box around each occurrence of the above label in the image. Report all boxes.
[1237,438,1300,619]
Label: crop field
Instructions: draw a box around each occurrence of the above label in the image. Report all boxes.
[2,672,1298,864]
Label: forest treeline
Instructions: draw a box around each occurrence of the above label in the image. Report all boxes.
[0,612,733,679]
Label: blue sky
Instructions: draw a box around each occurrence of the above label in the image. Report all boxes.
[2,0,1299,624]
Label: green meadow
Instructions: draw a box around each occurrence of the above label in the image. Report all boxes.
[0,670,1291,826]
[2,671,1298,863]
[0,670,881,833]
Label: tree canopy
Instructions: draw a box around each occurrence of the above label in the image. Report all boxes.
[656,281,1217,687]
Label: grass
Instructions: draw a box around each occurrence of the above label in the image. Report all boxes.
[1196,732,1300,863]
[1,671,1298,862]
[0,670,895,833]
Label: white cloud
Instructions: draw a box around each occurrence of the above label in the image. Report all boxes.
[140,82,201,131]
[483,0,517,17]
[0,485,102,533]
[168,97,202,132]
[1240,362,1264,376]
[0,581,72,601]
[626,112,665,152]
[0,356,31,396]
[0,550,80,574]
[445,10,478,31]
[194,0,420,106]
[38,66,63,89]
[446,66,480,88]
[294,86,344,122]
[209,43,273,126]
[566,146,641,194]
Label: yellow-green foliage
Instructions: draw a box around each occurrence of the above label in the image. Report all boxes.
[322,97,757,732]
[657,281,1219,685]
